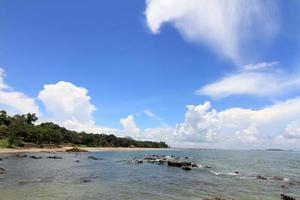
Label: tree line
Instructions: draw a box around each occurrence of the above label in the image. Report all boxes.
[0,110,169,148]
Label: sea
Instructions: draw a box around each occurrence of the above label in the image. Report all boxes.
[0,149,299,200]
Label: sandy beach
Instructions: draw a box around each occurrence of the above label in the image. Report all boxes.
[0,147,173,154]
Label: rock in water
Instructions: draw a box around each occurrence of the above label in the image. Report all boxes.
[88,156,103,160]
[30,155,42,159]
[181,166,192,171]
[256,175,267,180]
[280,193,296,200]
[46,156,63,159]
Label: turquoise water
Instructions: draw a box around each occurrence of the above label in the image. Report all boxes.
[0,149,299,200]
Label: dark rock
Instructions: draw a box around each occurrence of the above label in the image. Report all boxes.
[88,156,103,160]
[180,162,192,167]
[256,175,267,180]
[191,163,199,167]
[136,160,143,164]
[15,154,27,158]
[234,171,239,175]
[0,167,5,174]
[75,160,80,162]
[269,176,284,181]
[46,156,63,159]
[167,161,191,167]
[0,158,2,161]
[280,194,296,200]
[158,160,167,164]
[66,148,88,153]
[182,166,192,171]
[30,155,42,159]
[167,161,183,167]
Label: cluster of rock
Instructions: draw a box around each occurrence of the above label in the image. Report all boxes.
[280,194,299,200]
[132,155,207,171]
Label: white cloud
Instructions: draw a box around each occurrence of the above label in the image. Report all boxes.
[243,61,279,71]
[283,120,300,139]
[196,67,300,98]
[174,102,220,143]
[125,98,300,148]
[0,68,40,115]
[37,81,117,134]
[38,81,96,124]
[120,115,141,138]
[235,125,260,144]
[143,110,155,117]
[145,0,278,64]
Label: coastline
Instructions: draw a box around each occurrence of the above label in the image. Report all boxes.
[0,147,174,154]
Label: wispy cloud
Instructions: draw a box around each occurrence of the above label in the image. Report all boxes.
[243,61,279,71]
[196,62,300,98]
[145,0,279,64]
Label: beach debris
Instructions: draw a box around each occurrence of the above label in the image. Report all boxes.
[66,147,88,153]
[30,155,42,159]
[0,167,5,174]
[280,193,297,200]
[46,156,63,159]
[88,156,103,160]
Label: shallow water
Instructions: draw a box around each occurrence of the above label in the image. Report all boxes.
[0,149,299,200]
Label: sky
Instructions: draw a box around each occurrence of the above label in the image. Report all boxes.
[0,0,300,149]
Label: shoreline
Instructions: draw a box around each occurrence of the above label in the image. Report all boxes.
[0,147,174,154]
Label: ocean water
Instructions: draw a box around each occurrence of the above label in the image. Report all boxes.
[0,149,299,200]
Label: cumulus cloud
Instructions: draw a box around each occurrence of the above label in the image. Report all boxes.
[174,102,220,143]
[196,64,300,98]
[123,98,300,148]
[37,81,117,134]
[145,0,278,64]
[38,81,96,123]
[283,120,300,139]
[0,68,40,115]
[120,115,141,138]
[235,125,260,144]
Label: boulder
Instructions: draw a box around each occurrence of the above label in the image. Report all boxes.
[167,161,192,167]
[167,161,183,167]
[182,166,192,171]
[280,194,296,200]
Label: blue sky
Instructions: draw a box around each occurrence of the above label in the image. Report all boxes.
[0,0,300,149]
